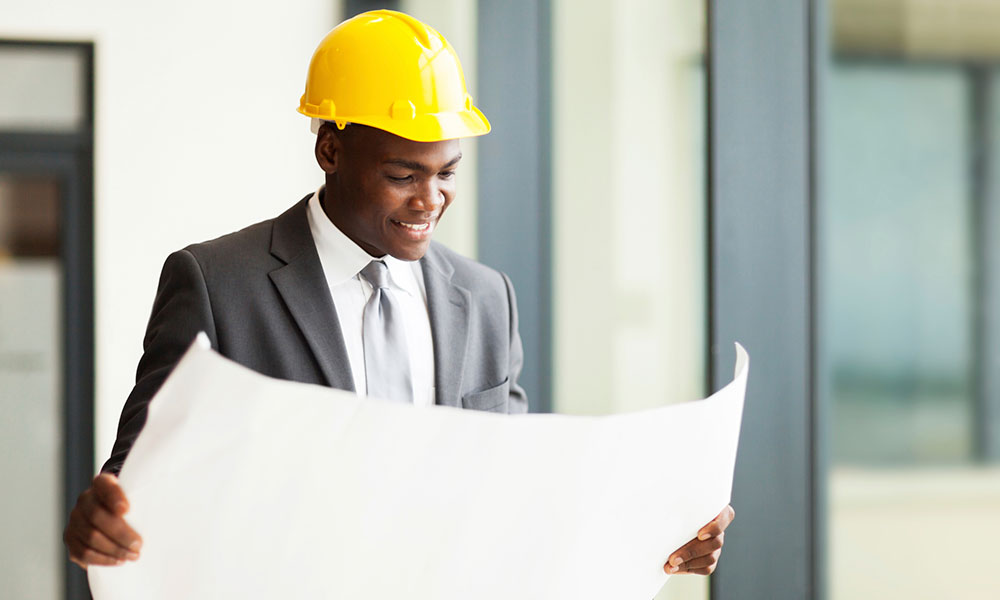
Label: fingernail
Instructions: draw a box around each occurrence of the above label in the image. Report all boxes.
[668,565,679,573]
[671,556,684,567]
[699,532,712,541]
[115,559,125,566]
[126,551,140,560]
[129,541,142,552]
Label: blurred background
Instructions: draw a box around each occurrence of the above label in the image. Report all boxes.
[823,1,1000,598]
[0,0,997,598]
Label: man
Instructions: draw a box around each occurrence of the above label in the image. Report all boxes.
[64,9,733,580]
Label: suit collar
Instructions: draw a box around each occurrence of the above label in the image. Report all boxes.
[269,195,316,263]
[268,195,355,391]
[305,188,375,285]
[420,242,455,283]
[420,243,470,408]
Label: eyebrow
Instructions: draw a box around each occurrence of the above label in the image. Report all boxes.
[382,153,463,173]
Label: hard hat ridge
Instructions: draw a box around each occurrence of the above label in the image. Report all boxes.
[298,9,490,142]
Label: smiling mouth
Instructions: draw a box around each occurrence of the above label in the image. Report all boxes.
[391,219,436,238]
[392,220,431,231]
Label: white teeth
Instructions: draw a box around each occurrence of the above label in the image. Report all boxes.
[396,221,430,231]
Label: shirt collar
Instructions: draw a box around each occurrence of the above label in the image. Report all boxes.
[306,187,421,297]
[382,255,421,298]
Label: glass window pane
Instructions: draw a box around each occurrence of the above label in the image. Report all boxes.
[0,174,62,599]
[823,2,1000,598]
[0,45,85,132]
[824,65,973,465]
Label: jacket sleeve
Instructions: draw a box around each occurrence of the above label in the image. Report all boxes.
[101,249,219,475]
[501,272,529,414]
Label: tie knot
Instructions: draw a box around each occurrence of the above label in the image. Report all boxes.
[361,260,390,289]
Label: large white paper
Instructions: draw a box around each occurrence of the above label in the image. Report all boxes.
[89,335,748,599]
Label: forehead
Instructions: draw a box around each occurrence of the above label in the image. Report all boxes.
[346,125,461,166]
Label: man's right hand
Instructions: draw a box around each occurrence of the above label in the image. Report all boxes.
[64,473,142,569]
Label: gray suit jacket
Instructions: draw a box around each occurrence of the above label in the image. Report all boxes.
[103,196,527,475]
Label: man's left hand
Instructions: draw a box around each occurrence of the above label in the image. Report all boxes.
[663,504,735,575]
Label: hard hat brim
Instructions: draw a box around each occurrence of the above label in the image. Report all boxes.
[297,105,491,142]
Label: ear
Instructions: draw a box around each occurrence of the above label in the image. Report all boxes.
[314,122,340,174]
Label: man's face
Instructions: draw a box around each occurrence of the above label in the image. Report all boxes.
[317,124,462,261]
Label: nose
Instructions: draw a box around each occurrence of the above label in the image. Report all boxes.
[409,180,445,213]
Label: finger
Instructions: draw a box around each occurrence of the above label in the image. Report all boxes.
[687,532,724,560]
[667,532,723,565]
[73,484,142,553]
[697,504,735,540]
[678,548,722,572]
[64,525,88,570]
[77,546,127,567]
[65,527,128,567]
[665,532,724,574]
[86,503,142,553]
[92,473,129,515]
[77,520,139,561]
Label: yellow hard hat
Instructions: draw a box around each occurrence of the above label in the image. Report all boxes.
[298,10,490,142]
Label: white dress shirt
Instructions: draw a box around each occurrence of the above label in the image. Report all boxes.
[305,188,436,407]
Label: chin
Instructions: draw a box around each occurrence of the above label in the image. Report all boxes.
[389,243,431,262]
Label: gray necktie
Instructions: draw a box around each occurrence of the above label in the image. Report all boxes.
[360,260,413,403]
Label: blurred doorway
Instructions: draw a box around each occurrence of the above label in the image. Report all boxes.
[0,40,94,600]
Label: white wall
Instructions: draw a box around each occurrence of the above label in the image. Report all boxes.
[552,0,706,415]
[0,0,339,470]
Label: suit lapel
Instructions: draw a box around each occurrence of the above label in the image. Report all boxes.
[421,245,471,408]
[267,197,355,391]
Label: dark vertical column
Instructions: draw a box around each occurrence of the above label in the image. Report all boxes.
[65,43,96,600]
[476,0,552,413]
[63,153,93,600]
[708,0,818,598]
[64,42,96,600]
[970,66,1000,461]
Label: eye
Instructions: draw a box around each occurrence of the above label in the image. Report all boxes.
[439,171,456,180]
[386,175,412,183]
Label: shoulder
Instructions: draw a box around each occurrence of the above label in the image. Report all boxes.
[173,197,309,279]
[185,219,272,262]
